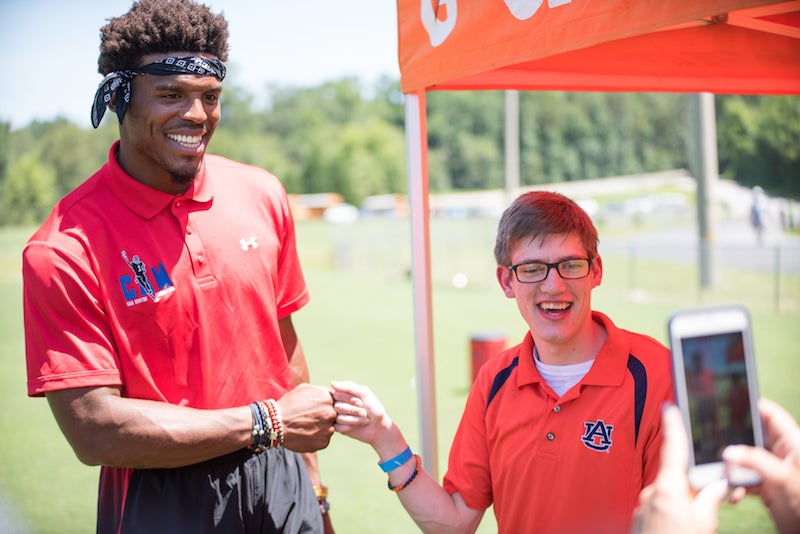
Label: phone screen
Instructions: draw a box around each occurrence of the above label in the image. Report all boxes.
[679,329,756,465]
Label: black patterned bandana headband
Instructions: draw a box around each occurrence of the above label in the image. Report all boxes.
[91,56,226,128]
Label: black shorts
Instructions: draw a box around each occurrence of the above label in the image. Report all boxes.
[111,448,322,533]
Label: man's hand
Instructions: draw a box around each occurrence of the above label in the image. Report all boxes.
[277,383,336,452]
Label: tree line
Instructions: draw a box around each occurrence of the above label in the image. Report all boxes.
[0,76,797,227]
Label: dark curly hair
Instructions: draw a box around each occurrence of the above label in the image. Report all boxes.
[98,0,229,74]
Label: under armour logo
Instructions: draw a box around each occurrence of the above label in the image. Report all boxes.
[240,236,258,251]
[581,419,614,452]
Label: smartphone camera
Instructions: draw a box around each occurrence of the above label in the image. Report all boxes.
[668,305,763,489]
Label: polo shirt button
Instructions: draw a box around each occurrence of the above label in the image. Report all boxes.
[553,405,561,413]
[546,432,555,441]
[186,226,193,234]
[198,254,205,264]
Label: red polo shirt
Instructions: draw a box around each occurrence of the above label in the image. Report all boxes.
[443,312,673,533]
[23,141,308,408]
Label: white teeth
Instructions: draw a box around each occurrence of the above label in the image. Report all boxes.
[540,302,570,311]
[167,134,202,147]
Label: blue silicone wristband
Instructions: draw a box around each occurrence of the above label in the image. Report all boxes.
[378,446,413,472]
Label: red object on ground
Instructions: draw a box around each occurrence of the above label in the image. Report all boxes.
[470,332,507,383]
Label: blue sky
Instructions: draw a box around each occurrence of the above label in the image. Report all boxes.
[0,1,400,129]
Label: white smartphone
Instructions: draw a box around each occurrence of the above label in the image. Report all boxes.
[668,305,763,490]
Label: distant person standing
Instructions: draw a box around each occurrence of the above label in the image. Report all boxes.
[750,186,767,245]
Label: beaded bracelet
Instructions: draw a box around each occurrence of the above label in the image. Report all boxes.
[264,398,284,447]
[318,498,331,515]
[249,402,268,453]
[315,485,330,515]
[387,454,422,492]
[257,401,277,449]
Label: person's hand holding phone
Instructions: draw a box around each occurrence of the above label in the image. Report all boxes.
[634,405,728,534]
[723,398,800,534]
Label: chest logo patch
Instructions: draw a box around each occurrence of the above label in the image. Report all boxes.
[120,250,174,306]
[581,419,614,452]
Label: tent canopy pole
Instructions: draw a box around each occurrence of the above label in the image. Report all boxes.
[404,90,439,479]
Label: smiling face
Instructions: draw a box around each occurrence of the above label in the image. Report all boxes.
[115,52,222,194]
[497,232,603,363]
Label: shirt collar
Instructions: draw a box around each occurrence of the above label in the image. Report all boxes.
[516,311,630,389]
[104,140,214,219]
[580,311,630,386]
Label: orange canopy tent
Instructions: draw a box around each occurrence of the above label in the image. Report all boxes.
[399,0,800,94]
[396,0,800,477]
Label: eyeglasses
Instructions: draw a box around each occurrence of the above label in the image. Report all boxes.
[507,258,594,284]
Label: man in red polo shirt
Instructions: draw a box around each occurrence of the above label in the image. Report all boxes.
[22,1,335,532]
[332,191,673,533]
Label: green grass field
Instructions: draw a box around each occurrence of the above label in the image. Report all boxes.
[1,216,797,533]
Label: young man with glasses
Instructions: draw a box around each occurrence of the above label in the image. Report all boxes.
[331,191,673,533]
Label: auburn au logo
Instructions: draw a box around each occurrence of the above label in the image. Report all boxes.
[581,419,614,452]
